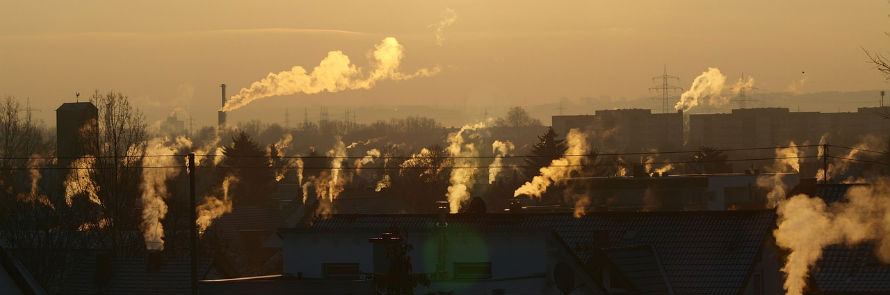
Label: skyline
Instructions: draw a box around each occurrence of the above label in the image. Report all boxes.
[1,0,888,127]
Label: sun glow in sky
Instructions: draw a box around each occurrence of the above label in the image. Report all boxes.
[0,0,887,126]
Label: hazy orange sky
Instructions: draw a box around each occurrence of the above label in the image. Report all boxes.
[0,1,887,127]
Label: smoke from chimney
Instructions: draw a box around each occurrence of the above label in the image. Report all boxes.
[218,84,227,128]
[513,128,588,199]
[196,175,237,235]
[64,156,101,207]
[489,140,514,184]
[430,8,458,46]
[220,37,440,112]
[446,121,488,213]
[674,67,727,112]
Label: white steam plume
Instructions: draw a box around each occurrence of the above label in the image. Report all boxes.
[514,129,589,198]
[730,75,755,96]
[757,142,801,207]
[446,121,487,213]
[18,156,53,209]
[140,137,189,251]
[196,175,237,235]
[314,139,348,217]
[64,156,101,207]
[355,148,380,175]
[221,37,440,112]
[488,140,514,184]
[775,180,890,295]
[269,134,294,181]
[429,8,458,46]
[295,156,304,186]
[375,174,391,192]
[674,67,727,112]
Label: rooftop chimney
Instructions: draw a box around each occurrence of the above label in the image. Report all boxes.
[146,251,164,273]
[368,232,401,278]
[435,201,449,227]
[218,84,227,128]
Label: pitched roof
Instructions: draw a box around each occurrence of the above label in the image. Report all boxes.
[55,102,97,112]
[58,256,211,295]
[602,245,672,294]
[200,275,373,295]
[284,210,776,295]
[811,242,890,294]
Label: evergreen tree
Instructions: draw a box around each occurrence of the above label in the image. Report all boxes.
[223,132,276,206]
[524,127,567,179]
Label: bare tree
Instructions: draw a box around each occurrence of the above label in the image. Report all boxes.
[863,46,890,80]
[89,90,148,255]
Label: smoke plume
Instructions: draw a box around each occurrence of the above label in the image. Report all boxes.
[573,195,590,218]
[269,134,294,181]
[356,148,381,175]
[757,142,801,207]
[295,156,304,186]
[446,121,487,213]
[18,156,53,209]
[430,8,458,46]
[730,75,755,96]
[64,156,101,207]
[674,67,727,112]
[221,37,440,112]
[313,138,348,217]
[514,129,589,198]
[775,180,890,295]
[375,174,391,192]
[140,138,187,250]
[196,175,237,235]
[489,140,514,184]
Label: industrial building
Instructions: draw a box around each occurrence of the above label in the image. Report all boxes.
[551,109,684,153]
[687,107,889,150]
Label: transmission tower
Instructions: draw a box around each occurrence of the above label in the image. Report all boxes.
[649,65,683,113]
[731,73,758,109]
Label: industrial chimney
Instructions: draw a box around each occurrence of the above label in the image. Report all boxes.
[218,84,227,128]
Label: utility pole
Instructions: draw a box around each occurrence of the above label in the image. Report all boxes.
[188,154,198,295]
[822,144,829,183]
[649,65,683,113]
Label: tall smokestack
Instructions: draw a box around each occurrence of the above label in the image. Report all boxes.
[218,84,227,128]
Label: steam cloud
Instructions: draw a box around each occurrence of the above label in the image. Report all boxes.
[775,181,890,295]
[674,67,727,112]
[140,137,189,250]
[759,141,890,294]
[489,140,514,184]
[18,156,53,209]
[196,175,237,235]
[221,37,440,112]
[446,121,487,213]
[64,156,101,207]
[430,8,458,46]
[514,128,588,198]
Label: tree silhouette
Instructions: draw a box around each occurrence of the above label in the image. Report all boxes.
[524,127,567,179]
[223,132,275,206]
[687,146,732,174]
[495,106,542,128]
[373,237,430,295]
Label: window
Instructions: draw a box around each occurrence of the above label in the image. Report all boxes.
[322,263,360,280]
[454,262,492,279]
